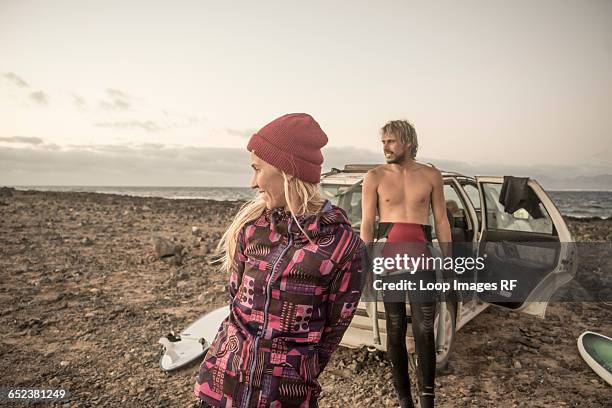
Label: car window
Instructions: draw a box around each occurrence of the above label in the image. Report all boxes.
[444,184,467,218]
[429,183,470,240]
[321,184,344,206]
[462,183,481,210]
[344,190,362,228]
[481,183,553,234]
[320,184,362,228]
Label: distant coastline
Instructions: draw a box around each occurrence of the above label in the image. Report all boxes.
[3,185,611,220]
[6,185,256,202]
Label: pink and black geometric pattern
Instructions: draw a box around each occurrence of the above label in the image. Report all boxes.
[194,201,365,407]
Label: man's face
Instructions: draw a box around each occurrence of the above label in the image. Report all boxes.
[381,132,407,164]
[250,152,287,210]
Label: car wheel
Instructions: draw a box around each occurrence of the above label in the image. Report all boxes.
[434,300,457,374]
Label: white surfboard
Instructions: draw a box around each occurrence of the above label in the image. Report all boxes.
[577,331,612,386]
[159,306,230,372]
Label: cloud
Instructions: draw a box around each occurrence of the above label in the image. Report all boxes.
[106,88,130,99]
[2,72,29,87]
[0,136,44,145]
[2,73,48,106]
[0,142,251,186]
[324,146,381,169]
[225,128,257,138]
[71,94,87,109]
[322,147,612,189]
[93,120,162,132]
[29,91,48,106]
[93,113,203,133]
[99,88,131,111]
[1,142,610,189]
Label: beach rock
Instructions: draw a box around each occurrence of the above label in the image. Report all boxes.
[192,226,202,237]
[192,237,202,248]
[0,186,14,197]
[152,236,178,258]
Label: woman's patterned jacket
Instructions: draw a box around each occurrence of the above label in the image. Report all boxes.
[195,200,366,407]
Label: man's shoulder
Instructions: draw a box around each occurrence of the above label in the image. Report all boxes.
[421,162,443,183]
[410,161,442,180]
[365,164,392,179]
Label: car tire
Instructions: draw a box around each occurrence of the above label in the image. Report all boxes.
[434,300,457,374]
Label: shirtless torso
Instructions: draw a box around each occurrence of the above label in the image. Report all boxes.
[361,160,451,247]
[375,162,436,224]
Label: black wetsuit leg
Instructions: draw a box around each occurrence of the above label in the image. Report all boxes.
[379,222,437,407]
[410,297,436,408]
[384,300,414,408]
[384,291,436,408]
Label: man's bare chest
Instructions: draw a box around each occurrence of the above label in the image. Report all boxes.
[377,177,432,207]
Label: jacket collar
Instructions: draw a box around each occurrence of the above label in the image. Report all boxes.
[262,200,349,241]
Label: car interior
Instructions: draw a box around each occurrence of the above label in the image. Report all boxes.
[477,181,561,309]
[428,181,475,251]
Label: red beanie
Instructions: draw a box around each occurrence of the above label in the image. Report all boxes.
[247,113,328,183]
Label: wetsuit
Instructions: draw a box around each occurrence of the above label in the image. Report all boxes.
[378,222,436,408]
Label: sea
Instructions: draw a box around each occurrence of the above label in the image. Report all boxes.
[9,186,612,220]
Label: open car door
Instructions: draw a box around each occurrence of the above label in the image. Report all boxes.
[475,176,577,318]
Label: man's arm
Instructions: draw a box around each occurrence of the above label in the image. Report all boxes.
[360,170,378,244]
[430,169,452,258]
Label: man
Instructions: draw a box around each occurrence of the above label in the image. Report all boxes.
[360,120,451,408]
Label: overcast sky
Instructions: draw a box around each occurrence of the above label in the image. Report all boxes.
[1,0,611,186]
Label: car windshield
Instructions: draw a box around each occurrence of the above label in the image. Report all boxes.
[320,184,345,206]
[320,183,363,229]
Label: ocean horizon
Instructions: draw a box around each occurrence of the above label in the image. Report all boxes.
[6,185,612,220]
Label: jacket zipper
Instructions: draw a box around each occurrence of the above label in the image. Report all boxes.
[242,219,293,408]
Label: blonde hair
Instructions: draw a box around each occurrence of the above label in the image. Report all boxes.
[217,172,325,273]
[381,120,418,158]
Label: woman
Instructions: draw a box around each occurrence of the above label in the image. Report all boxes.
[194,113,366,408]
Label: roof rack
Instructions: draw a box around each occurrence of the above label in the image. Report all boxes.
[441,170,467,177]
[342,164,380,172]
[321,167,343,177]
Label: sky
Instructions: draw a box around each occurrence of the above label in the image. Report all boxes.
[1,0,611,187]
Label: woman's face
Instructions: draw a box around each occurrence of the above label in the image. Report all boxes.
[250,152,287,210]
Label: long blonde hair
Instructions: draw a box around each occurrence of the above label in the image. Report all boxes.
[217,172,326,273]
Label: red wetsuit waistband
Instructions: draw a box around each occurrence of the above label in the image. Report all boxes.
[379,222,432,243]
[379,222,434,265]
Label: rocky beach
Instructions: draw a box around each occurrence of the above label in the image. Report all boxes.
[0,187,610,407]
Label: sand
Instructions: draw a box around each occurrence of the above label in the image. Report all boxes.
[0,187,610,407]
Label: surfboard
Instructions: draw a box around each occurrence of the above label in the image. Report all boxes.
[159,306,230,372]
[577,331,612,386]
